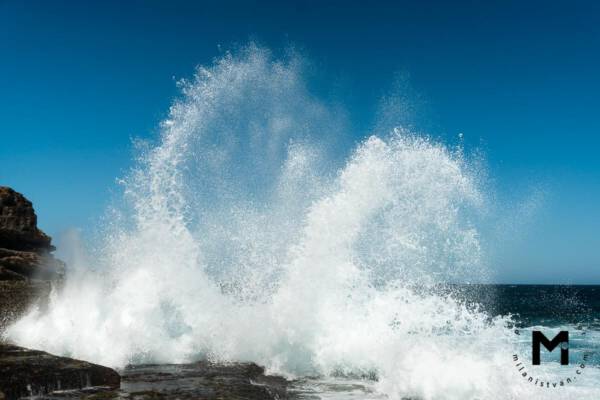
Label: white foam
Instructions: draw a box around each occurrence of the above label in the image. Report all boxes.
[7,44,600,399]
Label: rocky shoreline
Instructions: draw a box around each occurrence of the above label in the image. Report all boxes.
[0,344,121,399]
[0,345,289,400]
[0,187,64,333]
[0,187,291,400]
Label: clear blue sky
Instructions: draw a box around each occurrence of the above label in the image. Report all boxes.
[1,0,599,283]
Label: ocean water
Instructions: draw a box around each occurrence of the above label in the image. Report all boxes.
[5,45,600,399]
[287,285,600,399]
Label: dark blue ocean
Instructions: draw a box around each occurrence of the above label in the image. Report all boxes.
[454,284,600,328]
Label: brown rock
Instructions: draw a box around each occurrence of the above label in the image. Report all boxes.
[0,248,64,281]
[0,187,64,333]
[0,187,53,252]
[0,190,114,400]
[0,187,64,281]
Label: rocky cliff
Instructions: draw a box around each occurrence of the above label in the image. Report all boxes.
[0,187,122,399]
[0,187,65,333]
[0,187,289,400]
[0,187,65,281]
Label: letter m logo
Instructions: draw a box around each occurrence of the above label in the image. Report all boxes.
[532,330,569,365]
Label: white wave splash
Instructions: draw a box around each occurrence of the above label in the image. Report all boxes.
[7,44,600,400]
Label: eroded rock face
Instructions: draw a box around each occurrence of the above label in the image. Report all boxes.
[0,189,123,400]
[0,187,64,281]
[0,248,64,281]
[0,187,52,252]
[0,281,52,333]
[0,187,64,331]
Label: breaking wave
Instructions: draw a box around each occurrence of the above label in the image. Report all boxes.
[7,44,600,399]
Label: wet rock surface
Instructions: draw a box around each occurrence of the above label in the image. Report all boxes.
[0,344,120,400]
[117,362,289,399]
[0,187,291,400]
[0,187,63,333]
[6,362,291,400]
[0,281,52,333]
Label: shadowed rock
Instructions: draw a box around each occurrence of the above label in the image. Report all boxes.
[4,361,291,400]
[117,362,289,400]
[0,344,120,399]
[0,248,65,282]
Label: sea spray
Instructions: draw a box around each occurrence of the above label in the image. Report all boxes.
[7,44,600,400]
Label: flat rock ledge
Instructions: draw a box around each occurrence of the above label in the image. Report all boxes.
[116,361,290,400]
[0,344,120,400]
[0,344,291,400]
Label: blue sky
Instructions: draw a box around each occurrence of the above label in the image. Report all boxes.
[1,0,599,283]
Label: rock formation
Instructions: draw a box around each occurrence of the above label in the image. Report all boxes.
[0,187,123,400]
[0,187,289,400]
[0,187,65,332]
[0,187,64,281]
[0,344,120,399]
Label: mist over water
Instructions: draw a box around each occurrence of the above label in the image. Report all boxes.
[7,45,600,399]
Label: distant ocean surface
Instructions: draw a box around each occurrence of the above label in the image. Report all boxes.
[454,284,600,328]
[457,284,600,365]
